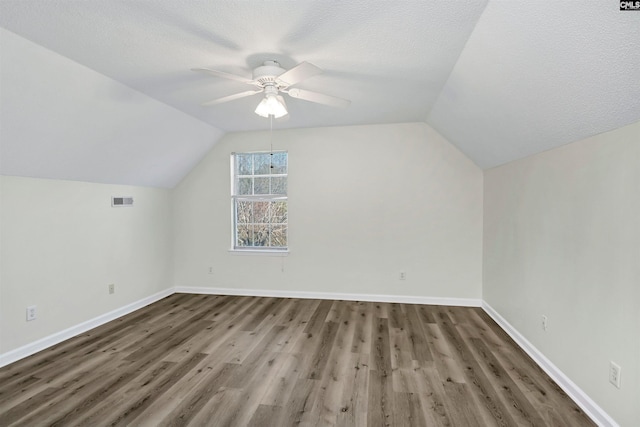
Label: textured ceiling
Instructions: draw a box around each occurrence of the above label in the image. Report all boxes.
[0,0,639,178]
[428,1,640,168]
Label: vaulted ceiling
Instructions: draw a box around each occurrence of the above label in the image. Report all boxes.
[1,1,639,186]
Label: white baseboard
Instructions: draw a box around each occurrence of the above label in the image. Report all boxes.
[175,286,482,307]
[0,288,174,368]
[481,302,619,427]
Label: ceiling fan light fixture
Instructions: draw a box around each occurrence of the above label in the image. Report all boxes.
[255,93,288,118]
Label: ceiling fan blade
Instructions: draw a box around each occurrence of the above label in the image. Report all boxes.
[191,68,257,86]
[275,61,322,87]
[286,88,351,109]
[201,89,263,106]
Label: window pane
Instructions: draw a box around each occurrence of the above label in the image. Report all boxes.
[253,201,270,224]
[236,201,252,223]
[253,223,269,246]
[271,225,287,247]
[271,177,287,195]
[237,153,252,175]
[254,153,270,175]
[254,177,270,195]
[237,177,252,195]
[270,152,287,174]
[271,201,287,224]
[236,224,253,247]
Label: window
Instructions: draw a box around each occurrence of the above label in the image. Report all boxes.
[231,151,288,251]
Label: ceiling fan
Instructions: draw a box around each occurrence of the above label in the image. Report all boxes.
[192,60,351,118]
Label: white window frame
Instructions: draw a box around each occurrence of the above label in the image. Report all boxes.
[230,151,288,254]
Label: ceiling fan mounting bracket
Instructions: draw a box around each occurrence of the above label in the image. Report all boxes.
[252,60,287,88]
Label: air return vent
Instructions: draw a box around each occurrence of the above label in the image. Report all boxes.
[111,196,134,207]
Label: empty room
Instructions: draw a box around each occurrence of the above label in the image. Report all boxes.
[0,1,638,426]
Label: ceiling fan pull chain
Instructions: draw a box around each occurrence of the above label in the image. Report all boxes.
[270,115,274,169]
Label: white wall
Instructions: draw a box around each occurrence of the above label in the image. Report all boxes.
[483,121,640,427]
[173,122,483,300]
[0,176,173,354]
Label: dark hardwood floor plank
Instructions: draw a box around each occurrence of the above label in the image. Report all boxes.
[198,295,239,322]
[221,352,291,427]
[159,361,241,426]
[389,326,413,371]
[301,314,354,426]
[367,318,394,426]
[416,304,437,324]
[443,380,500,427]
[246,404,283,427]
[367,370,393,427]
[371,317,392,374]
[223,326,286,389]
[325,298,345,323]
[303,299,333,334]
[273,299,320,354]
[184,387,244,427]
[387,303,405,329]
[191,298,270,358]
[216,330,265,365]
[413,364,456,426]
[259,352,303,407]
[336,352,369,427]
[403,303,434,362]
[350,301,374,354]
[393,391,426,427]
[424,322,467,383]
[373,302,389,319]
[300,320,339,381]
[240,297,283,332]
[124,319,214,363]
[277,378,320,426]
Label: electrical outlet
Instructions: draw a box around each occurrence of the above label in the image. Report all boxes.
[399,271,406,280]
[609,361,621,388]
[208,266,213,275]
[541,315,548,331]
[108,284,115,294]
[26,306,37,321]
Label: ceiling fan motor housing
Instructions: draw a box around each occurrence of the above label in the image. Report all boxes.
[252,60,287,86]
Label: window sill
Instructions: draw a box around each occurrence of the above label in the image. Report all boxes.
[228,249,289,257]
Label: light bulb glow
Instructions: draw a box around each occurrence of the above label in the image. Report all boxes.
[255,94,288,118]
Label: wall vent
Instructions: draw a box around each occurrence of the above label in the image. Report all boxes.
[111,196,134,207]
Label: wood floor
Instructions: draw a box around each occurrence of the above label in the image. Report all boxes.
[0,294,594,426]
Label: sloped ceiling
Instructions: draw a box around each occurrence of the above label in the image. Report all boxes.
[0,0,639,187]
